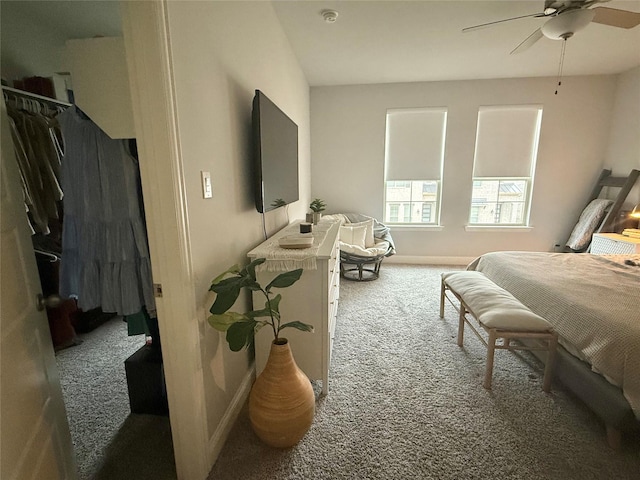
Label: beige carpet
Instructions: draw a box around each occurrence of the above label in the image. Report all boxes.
[56,316,176,480]
[208,264,640,480]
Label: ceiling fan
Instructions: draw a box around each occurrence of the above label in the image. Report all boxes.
[463,0,640,55]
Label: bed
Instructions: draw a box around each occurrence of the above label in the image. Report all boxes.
[467,251,640,447]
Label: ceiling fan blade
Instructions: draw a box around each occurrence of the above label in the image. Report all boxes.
[510,28,544,54]
[462,12,546,33]
[592,6,640,29]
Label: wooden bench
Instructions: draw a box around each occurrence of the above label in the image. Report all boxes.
[440,271,558,392]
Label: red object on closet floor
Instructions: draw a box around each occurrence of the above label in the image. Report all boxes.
[46,299,79,351]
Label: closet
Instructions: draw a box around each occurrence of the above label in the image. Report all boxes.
[1,2,172,478]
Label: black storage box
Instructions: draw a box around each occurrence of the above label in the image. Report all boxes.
[124,345,169,415]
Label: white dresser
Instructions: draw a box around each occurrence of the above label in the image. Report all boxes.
[591,233,640,255]
[247,221,340,395]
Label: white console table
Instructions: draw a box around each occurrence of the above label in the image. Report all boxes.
[247,220,340,395]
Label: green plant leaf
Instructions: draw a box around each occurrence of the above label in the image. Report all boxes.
[240,258,266,281]
[247,294,281,320]
[266,269,303,292]
[309,198,326,212]
[240,276,262,291]
[209,264,241,287]
[209,284,242,314]
[207,258,312,352]
[279,321,314,333]
[207,312,248,332]
[226,320,257,352]
[254,321,269,333]
[210,275,243,293]
[266,294,281,315]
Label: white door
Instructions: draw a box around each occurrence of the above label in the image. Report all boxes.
[0,101,77,479]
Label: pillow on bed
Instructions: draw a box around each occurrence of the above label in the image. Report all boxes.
[566,198,614,251]
[339,224,367,248]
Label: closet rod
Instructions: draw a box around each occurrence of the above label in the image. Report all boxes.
[2,85,72,107]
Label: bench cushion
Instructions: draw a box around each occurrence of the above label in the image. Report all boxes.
[442,271,552,332]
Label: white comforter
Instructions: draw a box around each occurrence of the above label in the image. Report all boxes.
[468,252,640,419]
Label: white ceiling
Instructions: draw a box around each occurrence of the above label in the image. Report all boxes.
[2,1,639,87]
[272,0,640,86]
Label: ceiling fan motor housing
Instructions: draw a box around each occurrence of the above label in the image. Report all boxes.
[542,9,596,39]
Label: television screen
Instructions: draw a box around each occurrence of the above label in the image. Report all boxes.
[253,90,299,213]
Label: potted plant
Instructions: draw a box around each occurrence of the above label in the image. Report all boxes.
[208,257,315,448]
[309,198,326,225]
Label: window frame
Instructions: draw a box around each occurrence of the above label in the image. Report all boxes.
[383,107,447,226]
[468,105,542,227]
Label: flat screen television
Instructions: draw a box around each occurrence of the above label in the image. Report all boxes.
[252,89,299,213]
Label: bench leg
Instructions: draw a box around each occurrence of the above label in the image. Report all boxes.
[542,334,558,393]
[457,306,465,347]
[439,278,446,318]
[484,329,497,390]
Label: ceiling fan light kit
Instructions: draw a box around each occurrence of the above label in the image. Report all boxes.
[541,8,596,40]
[462,1,640,94]
[463,1,640,54]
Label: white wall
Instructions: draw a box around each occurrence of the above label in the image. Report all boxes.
[164,0,310,461]
[605,66,640,208]
[311,76,618,259]
[3,0,310,472]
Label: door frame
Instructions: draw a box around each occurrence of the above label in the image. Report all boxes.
[120,2,209,479]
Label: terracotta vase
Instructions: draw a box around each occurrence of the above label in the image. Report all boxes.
[249,338,315,448]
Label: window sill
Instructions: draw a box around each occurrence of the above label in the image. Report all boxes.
[389,224,444,232]
[465,226,533,233]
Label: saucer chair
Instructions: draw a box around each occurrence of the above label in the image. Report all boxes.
[322,213,396,281]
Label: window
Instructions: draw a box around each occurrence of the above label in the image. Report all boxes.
[471,179,527,225]
[421,204,432,223]
[384,107,447,225]
[469,106,542,226]
[389,204,399,222]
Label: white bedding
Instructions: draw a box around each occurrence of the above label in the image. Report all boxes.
[467,252,640,419]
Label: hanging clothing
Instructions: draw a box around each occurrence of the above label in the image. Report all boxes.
[57,106,156,317]
[6,104,64,235]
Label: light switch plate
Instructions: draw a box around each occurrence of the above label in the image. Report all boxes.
[201,171,212,199]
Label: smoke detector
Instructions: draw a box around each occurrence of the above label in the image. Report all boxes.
[322,10,339,23]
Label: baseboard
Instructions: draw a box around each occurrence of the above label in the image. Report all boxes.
[207,363,255,465]
[385,255,476,266]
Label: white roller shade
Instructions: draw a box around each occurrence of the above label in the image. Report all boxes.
[385,108,447,181]
[473,106,542,178]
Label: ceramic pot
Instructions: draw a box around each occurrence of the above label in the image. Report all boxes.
[249,338,315,448]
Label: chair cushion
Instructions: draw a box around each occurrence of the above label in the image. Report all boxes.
[340,240,390,258]
[339,224,367,248]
